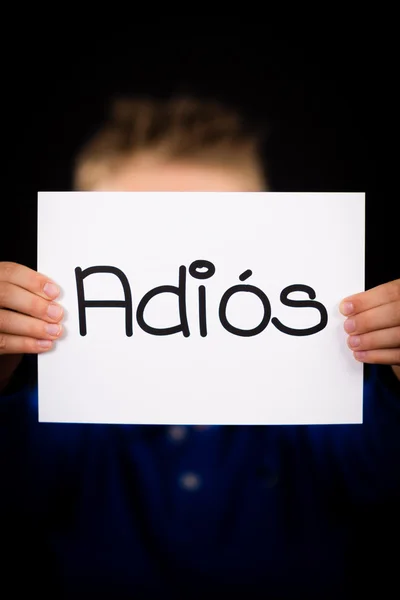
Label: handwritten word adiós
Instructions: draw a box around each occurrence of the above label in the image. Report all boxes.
[75,260,328,338]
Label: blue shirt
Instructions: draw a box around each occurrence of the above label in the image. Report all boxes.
[1,363,400,599]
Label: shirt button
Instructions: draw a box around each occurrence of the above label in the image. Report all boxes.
[179,472,202,492]
[264,473,279,489]
[257,465,279,489]
[167,425,188,443]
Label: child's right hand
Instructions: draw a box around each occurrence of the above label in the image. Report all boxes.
[0,262,63,378]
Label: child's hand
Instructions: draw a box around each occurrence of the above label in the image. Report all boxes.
[340,279,400,380]
[0,262,63,356]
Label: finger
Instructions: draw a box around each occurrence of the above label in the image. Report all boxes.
[0,262,60,300]
[343,301,400,335]
[353,348,400,366]
[0,333,54,355]
[340,279,400,316]
[0,282,63,323]
[0,308,63,340]
[347,326,400,351]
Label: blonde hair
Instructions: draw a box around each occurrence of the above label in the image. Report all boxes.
[73,96,266,190]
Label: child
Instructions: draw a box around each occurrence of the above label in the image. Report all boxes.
[1,96,399,599]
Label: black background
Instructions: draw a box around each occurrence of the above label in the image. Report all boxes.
[0,36,399,593]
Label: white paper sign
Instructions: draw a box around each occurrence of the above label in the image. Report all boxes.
[38,192,364,425]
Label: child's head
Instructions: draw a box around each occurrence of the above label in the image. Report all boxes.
[74,96,268,193]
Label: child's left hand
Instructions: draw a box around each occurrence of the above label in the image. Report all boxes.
[340,279,400,380]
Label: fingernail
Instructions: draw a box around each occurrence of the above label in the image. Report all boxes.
[354,351,367,361]
[344,319,356,333]
[348,335,360,348]
[45,323,61,336]
[43,282,60,299]
[341,301,354,316]
[47,304,63,320]
[38,340,53,348]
